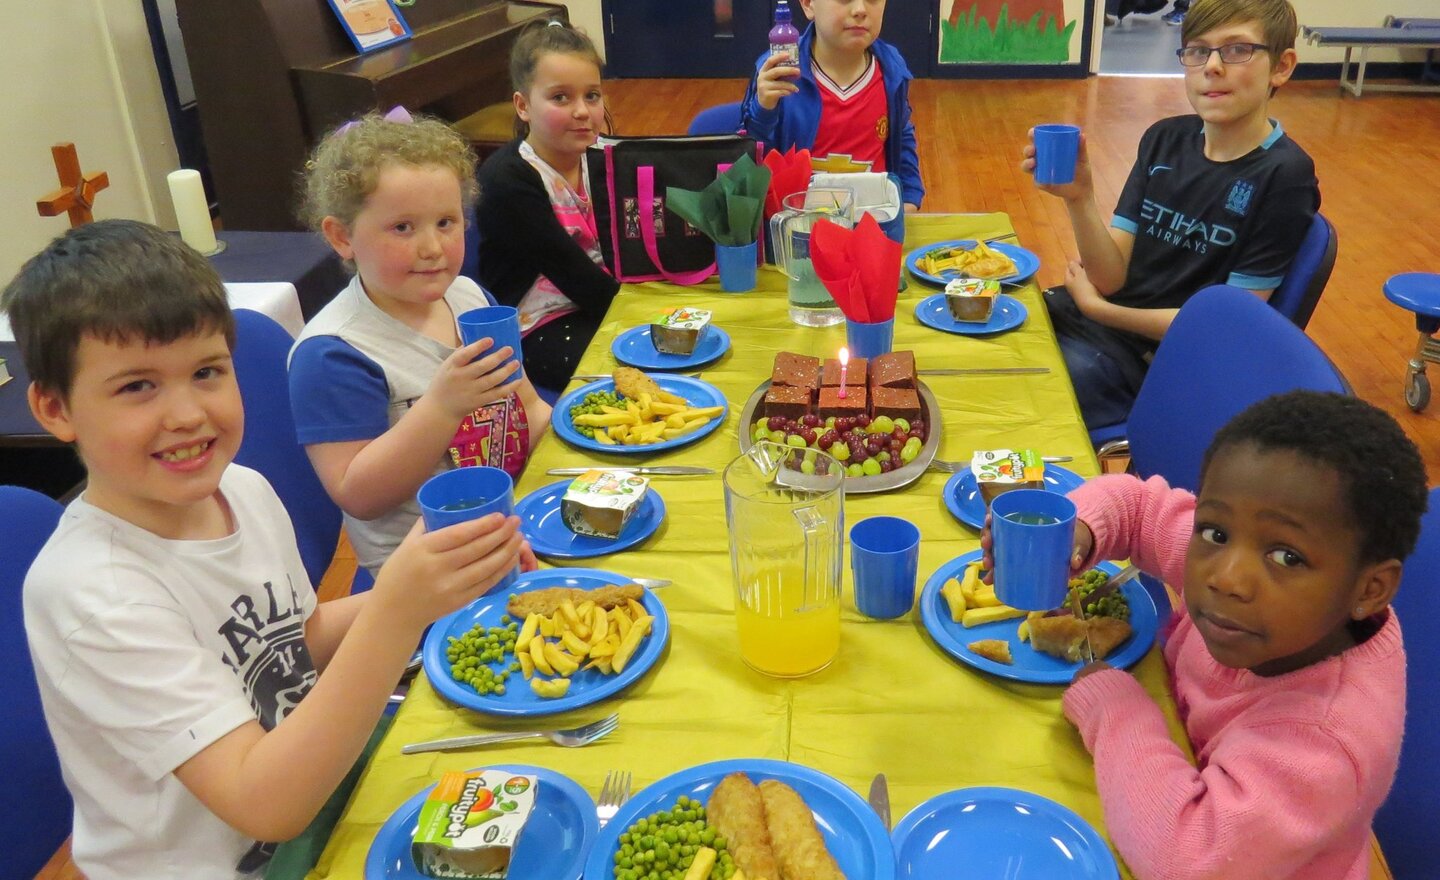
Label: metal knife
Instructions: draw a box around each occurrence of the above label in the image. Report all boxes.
[1074,564,1143,665]
[916,367,1050,376]
[546,466,715,476]
[867,773,891,830]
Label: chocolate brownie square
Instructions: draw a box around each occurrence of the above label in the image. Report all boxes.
[772,352,821,390]
[869,350,916,390]
[763,384,812,422]
[817,385,866,420]
[871,387,921,424]
[821,357,867,388]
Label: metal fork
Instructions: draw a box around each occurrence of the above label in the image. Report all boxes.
[596,770,632,827]
[400,712,619,754]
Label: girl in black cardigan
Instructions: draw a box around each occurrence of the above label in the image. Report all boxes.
[475,19,619,394]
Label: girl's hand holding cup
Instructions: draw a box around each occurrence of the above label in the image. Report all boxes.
[756,53,801,110]
[979,511,1095,584]
[427,338,522,421]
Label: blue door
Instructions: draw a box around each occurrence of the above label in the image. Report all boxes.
[603,0,771,78]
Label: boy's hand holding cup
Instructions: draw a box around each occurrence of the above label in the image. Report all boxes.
[1022,125,1092,202]
[377,512,524,631]
[756,53,801,110]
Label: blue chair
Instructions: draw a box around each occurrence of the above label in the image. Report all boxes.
[1102,285,1350,493]
[1089,214,1336,452]
[1382,271,1440,412]
[687,102,744,135]
[1266,212,1337,331]
[232,309,343,587]
[1374,484,1440,879]
[0,486,71,878]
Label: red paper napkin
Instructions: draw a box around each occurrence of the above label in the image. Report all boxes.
[809,213,902,323]
[763,146,813,218]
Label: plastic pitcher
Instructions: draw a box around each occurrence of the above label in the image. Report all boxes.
[771,189,854,327]
[723,441,845,677]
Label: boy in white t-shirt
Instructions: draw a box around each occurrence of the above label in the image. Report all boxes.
[2,220,526,879]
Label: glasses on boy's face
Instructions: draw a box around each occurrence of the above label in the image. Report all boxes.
[1176,43,1270,66]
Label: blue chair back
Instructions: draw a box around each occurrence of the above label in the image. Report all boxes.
[1267,212,1336,331]
[1126,285,1349,493]
[460,198,482,289]
[1375,485,1440,879]
[232,309,342,586]
[687,102,743,135]
[0,486,71,877]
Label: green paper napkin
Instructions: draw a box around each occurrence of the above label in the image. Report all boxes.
[665,153,773,247]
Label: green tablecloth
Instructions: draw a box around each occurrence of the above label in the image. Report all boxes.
[306,213,1186,880]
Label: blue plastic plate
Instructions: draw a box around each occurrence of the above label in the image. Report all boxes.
[516,479,666,559]
[422,568,669,716]
[611,324,731,371]
[943,464,1087,529]
[906,239,1040,286]
[892,786,1119,879]
[918,550,1159,684]
[553,376,728,455]
[580,758,895,880]
[365,764,597,880]
[915,293,1027,335]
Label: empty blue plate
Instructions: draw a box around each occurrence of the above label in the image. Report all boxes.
[915,293,1027,335]
[517,479,666,559]
[611,324,731,370]
[365,764,597,880]
[892,786,1119,879]
[943,464,1087,529]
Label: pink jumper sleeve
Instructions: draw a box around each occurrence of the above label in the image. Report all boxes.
[1068,474,1194,590]
[1064,670,1368,880]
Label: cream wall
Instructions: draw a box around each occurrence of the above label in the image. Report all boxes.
[1,0,179,280]
[565,0,606,59]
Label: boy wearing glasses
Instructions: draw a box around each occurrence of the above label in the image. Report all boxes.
[1023,0,1318,430]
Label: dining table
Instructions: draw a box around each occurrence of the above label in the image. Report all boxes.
[304,213,1190,880]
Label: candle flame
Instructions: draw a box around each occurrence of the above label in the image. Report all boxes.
[838,347,850,365]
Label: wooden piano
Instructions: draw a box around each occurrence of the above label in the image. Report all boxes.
[174,0,565,231]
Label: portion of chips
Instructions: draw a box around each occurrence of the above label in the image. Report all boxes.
[920,240,1019,280]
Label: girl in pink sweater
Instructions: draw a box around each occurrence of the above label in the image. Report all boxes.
[1062,392,1426,880]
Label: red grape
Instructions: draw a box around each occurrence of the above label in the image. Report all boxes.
[799,428,817,445]
[801,414,821,428]
[855,414,872,429]
[767,416,786,431]
[818,430,839,449]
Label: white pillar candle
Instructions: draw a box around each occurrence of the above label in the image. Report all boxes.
[167,169,219,254]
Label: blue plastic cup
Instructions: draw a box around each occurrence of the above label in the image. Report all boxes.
[846,317,894,360]
[716,241,758,292]
[850,516,922,619]
[457,305,523,379]
[416,467,518,590]
[990,489,1076,611]
[1033,124,1082,186]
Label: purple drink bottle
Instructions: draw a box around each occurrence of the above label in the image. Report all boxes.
[770,0,801,67]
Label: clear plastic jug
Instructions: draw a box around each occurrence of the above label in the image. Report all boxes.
[723,441,845,677]
[770,189,854,327]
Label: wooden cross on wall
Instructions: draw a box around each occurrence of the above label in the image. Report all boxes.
[36,143,109,227]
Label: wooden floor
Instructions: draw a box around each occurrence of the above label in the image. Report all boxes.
[36,75,1434,880]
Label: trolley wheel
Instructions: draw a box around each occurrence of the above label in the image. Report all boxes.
[1405,371,1431,412]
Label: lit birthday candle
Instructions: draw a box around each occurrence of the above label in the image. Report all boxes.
[838,347,849,399]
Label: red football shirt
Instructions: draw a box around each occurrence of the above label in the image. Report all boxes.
[810,53,888,174]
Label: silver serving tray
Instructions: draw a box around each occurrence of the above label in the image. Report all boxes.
[736,379,942,494]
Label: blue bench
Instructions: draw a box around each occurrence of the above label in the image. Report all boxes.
[1302,16,1440,97]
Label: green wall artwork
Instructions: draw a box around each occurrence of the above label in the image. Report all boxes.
[940,0,1080,64]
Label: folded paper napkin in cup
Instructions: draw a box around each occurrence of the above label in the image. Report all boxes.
[810,171,901,224]
[665,153,773,247]
[809,213,903,323]
[763,146,814,219]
